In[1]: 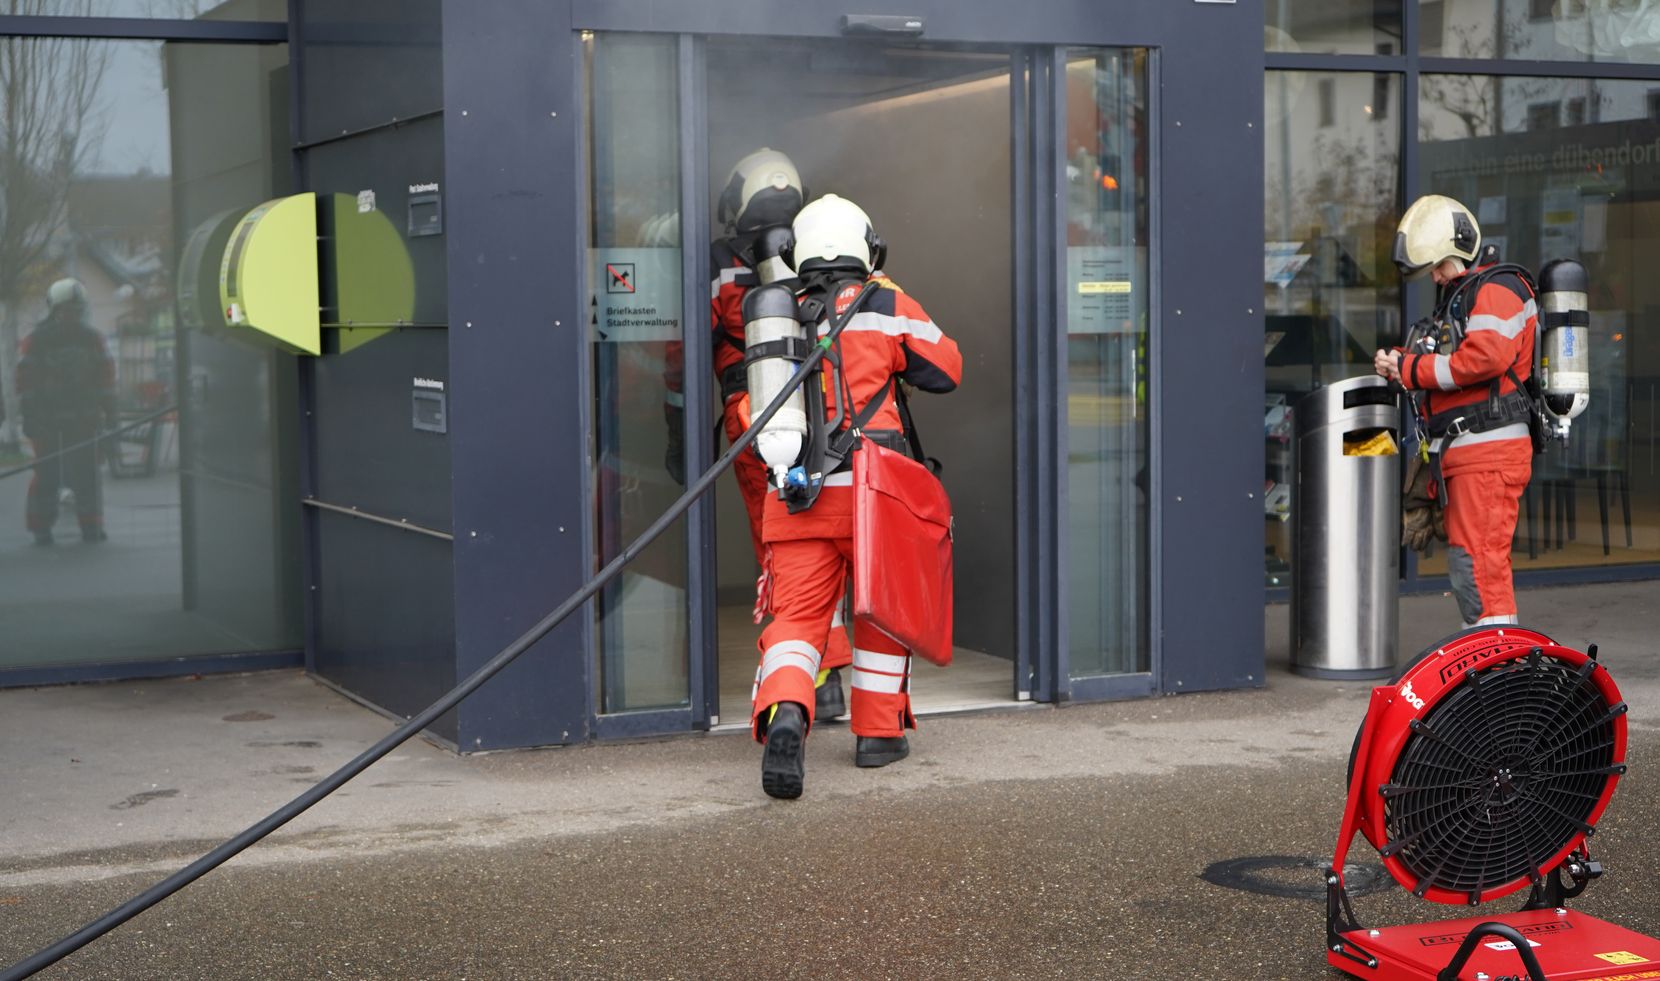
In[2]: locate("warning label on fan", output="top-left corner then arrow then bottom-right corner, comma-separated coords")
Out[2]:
1596,951 -> 1653,966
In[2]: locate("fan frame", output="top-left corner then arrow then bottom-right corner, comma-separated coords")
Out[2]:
1326,625 -> 1640,979
1356,628 -> 1628,905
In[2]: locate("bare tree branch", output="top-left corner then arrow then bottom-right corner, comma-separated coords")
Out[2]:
0,1 -> 111,446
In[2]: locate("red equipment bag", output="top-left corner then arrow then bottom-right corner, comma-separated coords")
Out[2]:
851,440 -> 954,666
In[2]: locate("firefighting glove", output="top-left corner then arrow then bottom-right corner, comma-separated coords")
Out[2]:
664,403 -> 685,486
1400,452 -> 1445,553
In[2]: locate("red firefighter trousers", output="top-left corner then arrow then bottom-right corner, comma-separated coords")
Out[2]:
726,397 -> 851,673
750,535 -> 914,741
1444,469 -> 1528,625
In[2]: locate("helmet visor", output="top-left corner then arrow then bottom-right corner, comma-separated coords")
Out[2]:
1392,231 -> 1430,280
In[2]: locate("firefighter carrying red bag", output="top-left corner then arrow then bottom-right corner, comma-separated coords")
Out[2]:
665,148 -> 858,720
739,194 -> 962,800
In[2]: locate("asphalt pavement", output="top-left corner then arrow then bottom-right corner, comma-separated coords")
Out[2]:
2,581 -> 1658,979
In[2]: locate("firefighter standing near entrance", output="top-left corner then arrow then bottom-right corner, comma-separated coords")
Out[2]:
1375,194 -> 1537,627
667,148 -> 855,719
17,278 -> 116,546
749,194 -> 961,799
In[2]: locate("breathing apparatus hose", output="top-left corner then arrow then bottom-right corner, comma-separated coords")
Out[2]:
0,280 -> 878,981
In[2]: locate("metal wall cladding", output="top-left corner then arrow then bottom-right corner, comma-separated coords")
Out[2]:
298,0 -> 442,145
310,327 -> 452,534
312,508 -> 459,743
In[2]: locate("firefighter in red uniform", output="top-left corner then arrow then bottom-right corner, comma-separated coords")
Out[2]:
750,195 -> 962,799
1376,194 -> 1536,627
666,148 -> 854,718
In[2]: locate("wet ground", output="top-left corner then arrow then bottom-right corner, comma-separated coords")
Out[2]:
3,581 -> 1658,979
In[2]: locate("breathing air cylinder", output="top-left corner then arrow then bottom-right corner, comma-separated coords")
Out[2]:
1537,258 -> 1591,440
742,283 -> 809,481
752,226 -> 796,286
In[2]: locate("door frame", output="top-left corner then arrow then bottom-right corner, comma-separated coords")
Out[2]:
569,0 -> 1267,735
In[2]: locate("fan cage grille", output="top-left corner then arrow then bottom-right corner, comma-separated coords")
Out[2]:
1383,652 -> 1617,899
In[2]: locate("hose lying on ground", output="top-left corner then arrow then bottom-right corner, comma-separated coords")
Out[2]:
0,282 -> 877,981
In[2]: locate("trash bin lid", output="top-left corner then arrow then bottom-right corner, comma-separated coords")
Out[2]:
1293,375 -> 1399,435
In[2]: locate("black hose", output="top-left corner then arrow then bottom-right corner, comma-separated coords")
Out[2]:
0,281 -> 877,981
0,405 -> 179,483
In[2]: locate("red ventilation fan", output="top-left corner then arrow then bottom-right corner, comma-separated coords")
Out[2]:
1329,625 -> 1655,980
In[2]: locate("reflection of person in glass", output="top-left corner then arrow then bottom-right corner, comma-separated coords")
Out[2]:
1375,195 -> 1535,627
16,278 -> 116,546
750,196 -> 962,799
664,148 -> 855,720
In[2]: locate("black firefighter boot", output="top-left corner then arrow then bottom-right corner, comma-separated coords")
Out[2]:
760,701 -> 808,800
814,668 -> 846,720
855,733 -> 910,768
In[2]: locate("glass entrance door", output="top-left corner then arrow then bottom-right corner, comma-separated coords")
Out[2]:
580,25 -> 1155,732
702,38 -> 1019,724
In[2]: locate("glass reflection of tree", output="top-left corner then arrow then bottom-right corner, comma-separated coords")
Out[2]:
0,11 -> 110,452
1420,19 -> 1548,140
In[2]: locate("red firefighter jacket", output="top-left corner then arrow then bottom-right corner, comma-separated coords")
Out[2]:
760,273 -> 962,542
663,238 -> 754,412
1398,265 -> 1536,479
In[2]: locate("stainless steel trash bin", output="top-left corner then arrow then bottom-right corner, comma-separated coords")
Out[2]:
1290,375 -> 1400,679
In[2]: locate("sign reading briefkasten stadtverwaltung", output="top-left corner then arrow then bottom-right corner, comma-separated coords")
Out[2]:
590,248 -> 681,343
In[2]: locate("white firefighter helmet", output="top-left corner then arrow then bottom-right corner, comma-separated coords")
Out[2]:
1392,194 -> 1481,279
717,148 -> 805,234
46,277 -> 88,312
789,194 -> 882,275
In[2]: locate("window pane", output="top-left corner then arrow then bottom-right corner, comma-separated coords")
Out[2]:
584,33 -> 689,713
1421,0 -> 1660,63
0,39 -> 299,672
1419,75 -> 1660,573
1,0 -> 282,18
1267,1 -> 1404,56
1065,49 -> 1151,679
1263,71 -> 1403,586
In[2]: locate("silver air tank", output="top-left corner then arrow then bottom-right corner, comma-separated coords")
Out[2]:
752,226 -> 795,286
742,283 -> 808,481
1537,258 -> 1591,441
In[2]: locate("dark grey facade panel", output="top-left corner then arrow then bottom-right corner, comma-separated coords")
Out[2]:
310,328 -> 453,530
297,0 -> 441,145
442,0 -> 591,750
1154,2 -> 1266,693
311,509 -> 458,743
307,118 -> 450,326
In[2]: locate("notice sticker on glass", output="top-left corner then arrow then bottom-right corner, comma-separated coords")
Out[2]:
1067,246 -> 1143,334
